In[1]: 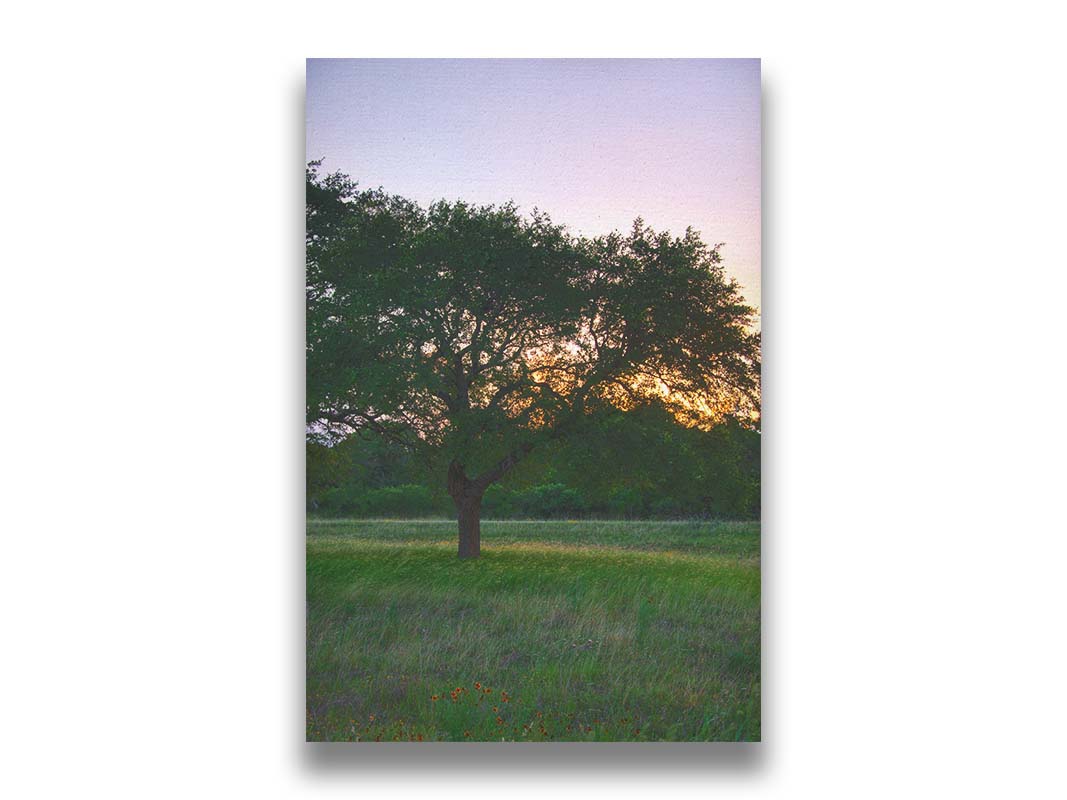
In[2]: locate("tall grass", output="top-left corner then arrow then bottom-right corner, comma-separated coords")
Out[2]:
307,519 -> 760,741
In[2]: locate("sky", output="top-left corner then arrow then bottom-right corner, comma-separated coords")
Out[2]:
306,59 -> 761,311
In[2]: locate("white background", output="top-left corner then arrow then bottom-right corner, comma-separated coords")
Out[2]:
2,2 -> 1065,797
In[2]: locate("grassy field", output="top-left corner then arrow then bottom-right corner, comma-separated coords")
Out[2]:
306,519 -> 760,742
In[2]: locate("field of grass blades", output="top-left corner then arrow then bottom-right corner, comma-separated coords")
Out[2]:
306,519 -> 760,742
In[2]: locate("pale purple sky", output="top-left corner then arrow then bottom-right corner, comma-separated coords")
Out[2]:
306,59 -> 761,310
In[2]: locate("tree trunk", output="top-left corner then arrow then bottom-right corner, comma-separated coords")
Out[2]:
455,493 -> 483,559
447,447 -> 531,559
448,459 -> 484,559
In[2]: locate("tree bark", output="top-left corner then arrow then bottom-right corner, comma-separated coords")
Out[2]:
448,459 -> 484,559
455,493 -> 483,559
447,446 -> 531,559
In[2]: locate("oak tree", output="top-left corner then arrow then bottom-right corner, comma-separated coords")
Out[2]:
306,164 -> 760,558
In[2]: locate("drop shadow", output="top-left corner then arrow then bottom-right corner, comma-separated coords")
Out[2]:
301,741 -> 763,776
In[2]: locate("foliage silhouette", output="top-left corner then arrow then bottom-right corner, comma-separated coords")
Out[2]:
307,163 -> 760,557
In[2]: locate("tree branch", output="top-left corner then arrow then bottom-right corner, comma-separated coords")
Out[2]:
470,443 -> 534,494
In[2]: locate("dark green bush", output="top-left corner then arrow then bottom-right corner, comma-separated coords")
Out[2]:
482,484 -> 517,517
363,484 -> 437,517
649,496 -> 687,519
511,483 -> 587,518
606,486 -> 646,518
307,402 -> 760,520
316,486 -> 368,516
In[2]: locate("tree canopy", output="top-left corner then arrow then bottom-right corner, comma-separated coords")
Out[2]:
306,163 -> 760,556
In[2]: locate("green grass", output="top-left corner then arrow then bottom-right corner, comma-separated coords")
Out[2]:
306,519 -> 760,742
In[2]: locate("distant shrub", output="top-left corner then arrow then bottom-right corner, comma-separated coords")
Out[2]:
606,487 -> 646,518
363,484 -> 436,517
649,497 -> 688,519
317,486 -> 368,516
312,484 -> 448,517
482,484 -> 517,517
512,483 -> 587,518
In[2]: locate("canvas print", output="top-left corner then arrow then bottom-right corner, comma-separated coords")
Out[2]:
306,58 -> 761,742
